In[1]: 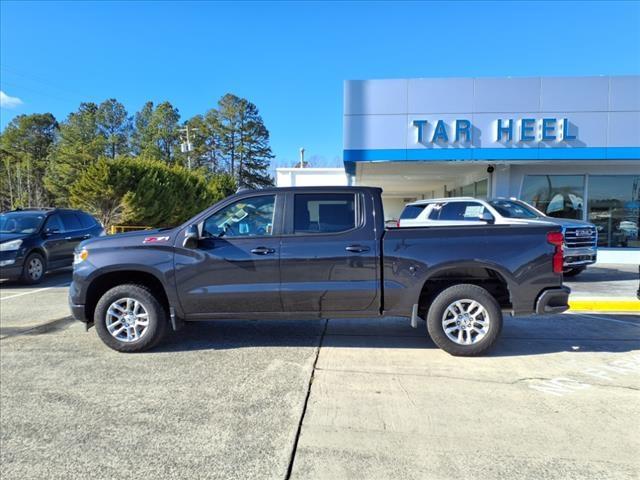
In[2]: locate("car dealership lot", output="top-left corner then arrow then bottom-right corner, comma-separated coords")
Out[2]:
1,280 -> 639,480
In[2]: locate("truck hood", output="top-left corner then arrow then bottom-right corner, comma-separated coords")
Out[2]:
537,217 -> 595,228
0,232 -> 31,243
79,227 -> 179,250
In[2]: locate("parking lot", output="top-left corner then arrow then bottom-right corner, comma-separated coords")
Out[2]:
1,272 -> 639,480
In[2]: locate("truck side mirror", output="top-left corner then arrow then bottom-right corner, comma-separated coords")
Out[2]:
480,211 -> 495,224
183,225 -> 199,248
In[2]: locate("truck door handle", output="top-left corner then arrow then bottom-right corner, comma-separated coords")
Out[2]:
345,245 -> 370,253
250,247 -> 275,255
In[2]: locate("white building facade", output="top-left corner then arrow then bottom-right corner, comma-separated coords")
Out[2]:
343,75 -> 640,258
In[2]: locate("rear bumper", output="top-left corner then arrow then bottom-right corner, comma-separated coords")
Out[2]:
535,286 -> 571,315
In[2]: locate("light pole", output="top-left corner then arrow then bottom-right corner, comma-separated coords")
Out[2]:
179,125 -> 198,169
299,147 -> 305,168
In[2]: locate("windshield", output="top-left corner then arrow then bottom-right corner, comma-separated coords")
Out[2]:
489,200 -> 539,219
0,212 -> 45,234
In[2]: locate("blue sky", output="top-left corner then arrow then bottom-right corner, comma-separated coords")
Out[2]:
1,1 -> 639,168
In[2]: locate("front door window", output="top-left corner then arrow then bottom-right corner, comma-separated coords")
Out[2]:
203,195 -> 276,238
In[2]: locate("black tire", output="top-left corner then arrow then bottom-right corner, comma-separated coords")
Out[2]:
563,267 -> 586,277
20,252 -> 46,284
426,284 -> 502,357
94,284 -> 168,352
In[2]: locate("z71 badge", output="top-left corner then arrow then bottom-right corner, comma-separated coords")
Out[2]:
143,236 -> 170,244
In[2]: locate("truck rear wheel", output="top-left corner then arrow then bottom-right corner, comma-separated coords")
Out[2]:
426,284 -> 502,356
94,284 -> 168,352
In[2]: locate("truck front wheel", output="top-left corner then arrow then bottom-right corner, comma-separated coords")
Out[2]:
94,284 -> 168,352
426,284 -> 502,356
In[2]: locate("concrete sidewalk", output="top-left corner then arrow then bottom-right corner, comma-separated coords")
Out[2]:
565,264 -> 640,313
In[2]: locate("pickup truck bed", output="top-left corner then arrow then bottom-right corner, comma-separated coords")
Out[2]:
69,186 -> 569,356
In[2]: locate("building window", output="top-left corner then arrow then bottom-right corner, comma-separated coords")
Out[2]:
521,175 -> 585,220
446,179 -> 488,199
475,179 -> 488,199
588,175 -> 640,248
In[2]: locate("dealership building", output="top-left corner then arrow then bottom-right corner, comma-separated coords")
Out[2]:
279,75 -> 640,260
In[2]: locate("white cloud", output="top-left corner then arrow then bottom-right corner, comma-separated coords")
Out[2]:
0,90 -> 23,108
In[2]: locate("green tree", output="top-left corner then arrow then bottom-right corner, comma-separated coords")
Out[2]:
69,157 -> 235,229
185,112 -> 223,172
45,102 -> 106,205
97,98 -> 131,159
132,101 -> 182,163
216,94 -> 274,188
0,113 -> 58,209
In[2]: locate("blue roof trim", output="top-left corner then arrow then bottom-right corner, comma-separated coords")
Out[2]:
343,146 -> 640,164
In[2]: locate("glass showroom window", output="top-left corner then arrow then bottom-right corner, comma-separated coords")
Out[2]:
588,175 -> 640,248
521,175 -> 585,220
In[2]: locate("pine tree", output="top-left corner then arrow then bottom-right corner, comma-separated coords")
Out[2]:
131,101 -> 182,163
216,94 -> 274,188
0,113 -> 58,208
97,99 -> 131,159
45,103 -> 106,206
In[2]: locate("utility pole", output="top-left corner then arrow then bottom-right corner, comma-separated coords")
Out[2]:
179,125 -> 197,169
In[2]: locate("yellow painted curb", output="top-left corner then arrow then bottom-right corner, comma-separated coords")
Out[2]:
568,297 -> 640,312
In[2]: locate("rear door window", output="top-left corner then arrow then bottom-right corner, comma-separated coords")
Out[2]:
45,214 -> 65,232
61,212 -> 82,231
294,193 -> 356,233
400,205 -> 426,220
437,202 -> 486,221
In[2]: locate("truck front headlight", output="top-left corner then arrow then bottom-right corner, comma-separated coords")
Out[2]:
73,248 -> 89,264
0,239 -> 22,252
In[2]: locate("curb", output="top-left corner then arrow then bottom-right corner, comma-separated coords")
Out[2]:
568,297 -> 640,313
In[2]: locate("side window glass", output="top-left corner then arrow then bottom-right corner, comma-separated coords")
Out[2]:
438,202 -> 486,221
79,212 -> 96,229
294,193 -> 356,233
203,195 -> 275,238
45,214 -> 65,232
61,212 -> 82,231
400,205 -> 426,220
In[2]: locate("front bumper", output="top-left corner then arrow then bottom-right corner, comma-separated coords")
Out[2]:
563,247 -> 597,268
535,286 -> 571,315
68,279 -> 89,322
0,251 -> 24,279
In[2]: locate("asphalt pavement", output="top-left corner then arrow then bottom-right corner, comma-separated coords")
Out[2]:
0,269 -> 72,338
1,268 -> 639,480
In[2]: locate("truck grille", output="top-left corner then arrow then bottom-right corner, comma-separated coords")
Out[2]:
564,227 -> 597,248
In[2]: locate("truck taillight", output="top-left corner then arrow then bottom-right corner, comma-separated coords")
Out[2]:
396,220 -> 400,228
547,231 -> 564,274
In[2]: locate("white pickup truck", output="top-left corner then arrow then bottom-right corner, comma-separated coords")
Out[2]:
398,197 -> 597,277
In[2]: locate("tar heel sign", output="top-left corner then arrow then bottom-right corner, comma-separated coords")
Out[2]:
412,118 -> 577,145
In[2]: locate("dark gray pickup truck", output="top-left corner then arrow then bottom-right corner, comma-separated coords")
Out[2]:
69,186 -> 570,356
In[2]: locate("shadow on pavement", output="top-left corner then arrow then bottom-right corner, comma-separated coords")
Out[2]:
0,269 -> 72,289
152,314 -> 640,357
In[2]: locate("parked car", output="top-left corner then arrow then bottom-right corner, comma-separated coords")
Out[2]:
69,187 -> 569,356
0,208 -> 104,284
398,197 -> 597,277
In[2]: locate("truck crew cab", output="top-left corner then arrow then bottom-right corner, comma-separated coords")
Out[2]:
69,187 -> 570,356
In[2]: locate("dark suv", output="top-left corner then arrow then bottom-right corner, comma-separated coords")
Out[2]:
0,208 -> 104,284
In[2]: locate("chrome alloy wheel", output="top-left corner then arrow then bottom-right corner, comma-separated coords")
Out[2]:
105,298 -> 150,343
27,257 -> 44,280
441,299 -> 490,345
